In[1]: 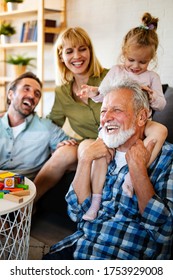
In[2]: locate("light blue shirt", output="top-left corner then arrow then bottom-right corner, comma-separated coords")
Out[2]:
0,112 -> 69,180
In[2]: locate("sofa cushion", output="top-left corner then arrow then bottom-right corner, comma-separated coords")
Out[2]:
162,84 -> 168,93
153,86 -> 173,143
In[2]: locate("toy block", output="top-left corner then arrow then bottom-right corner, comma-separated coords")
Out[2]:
16,184 -> 29,190
4,194 -> 23,203
0,192 -> 4,199
0,182 -> 4,190
0,172 -> 15,179
4,177 -> 15,188
0,190 -> 10,194
14,174 -> 25,184
13,190 -> 30,197
3,188 -> 24,192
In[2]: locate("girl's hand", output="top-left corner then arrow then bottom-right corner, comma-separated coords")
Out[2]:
76,84 -> 99,98
141,86 -> 154,102
57,139 -> 78,149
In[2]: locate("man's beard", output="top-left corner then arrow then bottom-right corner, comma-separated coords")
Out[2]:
13,103 -> 34,117
100,125 -> 135,148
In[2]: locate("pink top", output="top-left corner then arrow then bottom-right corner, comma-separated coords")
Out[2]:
93,65 -> 166,111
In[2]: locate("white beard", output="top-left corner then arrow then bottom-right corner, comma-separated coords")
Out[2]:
100,125 -> 135,148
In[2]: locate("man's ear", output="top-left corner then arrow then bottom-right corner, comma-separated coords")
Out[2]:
137,109 -> 149,126
7,90 -> 13,102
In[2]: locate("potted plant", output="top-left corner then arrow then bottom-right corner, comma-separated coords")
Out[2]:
0,21 -> 16,43
5,54 -> 36,76
4,0 -> 24,11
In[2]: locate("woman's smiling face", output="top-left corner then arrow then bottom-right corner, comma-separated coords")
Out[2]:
61,42 -> 91,75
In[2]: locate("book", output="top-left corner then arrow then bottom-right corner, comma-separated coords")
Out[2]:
28,20 -> 37,42
20,20 -> 37,42
20,19 -> 57,43
32,21 -> 37,42
22,21 -> 30,42
20,22 -> 25,42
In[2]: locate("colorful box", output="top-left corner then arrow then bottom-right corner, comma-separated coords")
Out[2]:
4,177 -> 15,188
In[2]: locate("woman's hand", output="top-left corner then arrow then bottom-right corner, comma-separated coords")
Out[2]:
57,139 -> 78,149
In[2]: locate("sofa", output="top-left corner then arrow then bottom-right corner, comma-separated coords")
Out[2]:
153,84 -> 173,258
152,84 -> 173,144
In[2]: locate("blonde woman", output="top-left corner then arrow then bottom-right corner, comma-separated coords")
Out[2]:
34,27 -> 109,202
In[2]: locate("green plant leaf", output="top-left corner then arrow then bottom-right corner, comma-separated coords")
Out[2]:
4,0 -> 23,3
4,54 -> 36,66
0,21 -> 16,36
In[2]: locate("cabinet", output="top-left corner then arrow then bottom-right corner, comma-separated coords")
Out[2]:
0,0 -> 66,116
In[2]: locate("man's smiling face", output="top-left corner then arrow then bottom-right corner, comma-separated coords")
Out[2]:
8,78 -> 41,117
100,89 -> 137,150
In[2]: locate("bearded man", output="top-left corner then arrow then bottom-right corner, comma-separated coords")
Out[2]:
0,72 -> 69,180
43,79 -> 173,260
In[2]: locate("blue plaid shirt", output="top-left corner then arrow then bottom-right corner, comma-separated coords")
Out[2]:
51,142 -> 173,259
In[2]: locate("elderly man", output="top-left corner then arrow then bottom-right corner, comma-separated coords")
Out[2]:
0,72 -> 71,181
43,78 -> 173,260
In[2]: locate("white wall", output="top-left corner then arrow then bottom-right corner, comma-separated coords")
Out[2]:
3,0 -> 173,115
66,0 -> 173,87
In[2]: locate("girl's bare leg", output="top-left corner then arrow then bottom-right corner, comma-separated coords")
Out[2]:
78,139 -> 107,221
82,157 -> 107,220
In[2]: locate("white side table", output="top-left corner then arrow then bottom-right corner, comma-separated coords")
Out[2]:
0,177 -> 36,260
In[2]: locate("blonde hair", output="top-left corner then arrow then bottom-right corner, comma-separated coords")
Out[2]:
122,12 -> 159,62
54,27 -> 104,84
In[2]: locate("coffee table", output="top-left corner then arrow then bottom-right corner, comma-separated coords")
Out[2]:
0,177 -> 36,260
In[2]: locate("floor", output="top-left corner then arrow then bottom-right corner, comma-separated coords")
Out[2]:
28,172 -> 76,260
28,208 -> 76,259
28,237 -> 49,260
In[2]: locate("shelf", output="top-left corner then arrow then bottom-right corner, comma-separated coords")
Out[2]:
43,80 -> 55,92
44,26 -> 63,34
0,42 -> 37,49
0,0 -> 66,116
0,8 -> 63,19
0,8 -> 38,18
0,76 -> 12,84
43,87 -> 55,92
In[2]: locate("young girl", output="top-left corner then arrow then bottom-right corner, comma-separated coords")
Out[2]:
77,12 -> 168,221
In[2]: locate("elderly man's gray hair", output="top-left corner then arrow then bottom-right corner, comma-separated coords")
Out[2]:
100,78 -> 150,114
